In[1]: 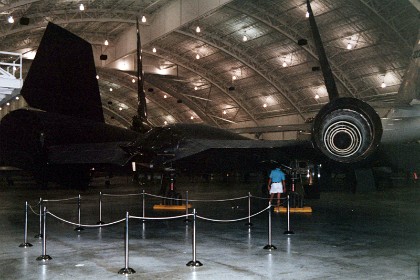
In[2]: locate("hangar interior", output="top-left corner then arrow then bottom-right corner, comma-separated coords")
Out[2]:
0,0 -> 418,140
0,1 -> 419,279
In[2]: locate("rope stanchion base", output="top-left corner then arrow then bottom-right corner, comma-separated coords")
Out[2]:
186,260 -> 203,267
118,267 -> 136,275
74,226 -> 85,232
153,204 -> 192,211
19,242 -> 33,248
284,230 -> 295,235
274,206 -> 312,213
36,255 -> 52,261
34,233 -> 43,239
263,244 -> 277,250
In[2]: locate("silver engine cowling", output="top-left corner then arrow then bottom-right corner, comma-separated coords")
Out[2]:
312,97 -> 383,163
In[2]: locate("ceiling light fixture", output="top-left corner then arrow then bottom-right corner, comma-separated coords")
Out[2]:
196,26 -> 201,33
164,121 -> 168,125
223,110 -> 227,115
381,75 -> 387,88
263,103 -> 267,108
104,39 -> 109,46
346,42 -> 352,50
6,102 -> 10,106
96,75 -> 99,79
282,61 -> 287,67
195,53 -> 200,59
194,86 -> 198,90
15,96 -> 20,100
109,88 -> 113,92
242,34 -> 248,42
79,4 -> 85,11
190,116 -> 194,120
306,11 -> 310,18
8,16 -> 14,23
315,94 -> 320,99
132,78 -> 136,83
141,16 -> 146,23
152,47 -> 156,53
232,75 -> 237,80
163,94 -> 167,98
119,107 -> 123,111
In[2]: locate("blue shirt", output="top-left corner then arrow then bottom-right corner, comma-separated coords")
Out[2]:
269,168 -> 285,182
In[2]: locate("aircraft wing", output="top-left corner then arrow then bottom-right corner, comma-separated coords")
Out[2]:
166,139 -> 313,163
48,141 -> 131,166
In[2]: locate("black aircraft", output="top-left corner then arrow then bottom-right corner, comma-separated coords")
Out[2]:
0,0 -> 419,190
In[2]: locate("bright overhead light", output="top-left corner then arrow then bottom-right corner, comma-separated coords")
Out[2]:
164,121 -> 168,125
315,94 -> 320,99
223,110 -> 227,115
132,78 -> 136,83
6,102 -> 10,106
196,26 -> 201,33
194,86 -> 198,90
190,116 -> 194,120
119,107 -> 123,111
109,88 -> 113,92
8,16 -> 14,23
232,75 -> 237,80
263,103 -> 267,108
104,39 -> 109,46
15,96 -> 20,100
79,4 -> 85,11
96,75 -> 99,79
195,53 -> 200,59
152,47 -> 156,53
141,16 -> 146,23
381,82 -> 386,88
305,11 -> 310,18
346,42 -> 352,50
163,94 -> 167,99
242,35 -> 248,42
282,61 -> 287,67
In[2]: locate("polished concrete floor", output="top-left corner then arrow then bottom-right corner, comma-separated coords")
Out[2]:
0,174 -> 419,279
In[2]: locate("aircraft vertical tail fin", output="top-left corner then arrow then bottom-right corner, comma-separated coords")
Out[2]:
20,22 -> 104,122
397,29 -> 420,105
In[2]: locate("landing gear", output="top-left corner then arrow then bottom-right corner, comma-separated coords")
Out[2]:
160,171 -> 182,205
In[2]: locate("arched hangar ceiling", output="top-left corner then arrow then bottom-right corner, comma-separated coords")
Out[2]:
0,0 -> 418,133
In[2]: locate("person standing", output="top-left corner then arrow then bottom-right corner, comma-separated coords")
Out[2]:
268,165 -> 286,207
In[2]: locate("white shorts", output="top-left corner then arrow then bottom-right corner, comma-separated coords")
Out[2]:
270,182 -> 283,194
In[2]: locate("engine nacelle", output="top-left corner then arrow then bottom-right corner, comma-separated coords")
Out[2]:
312,97 -> 383,163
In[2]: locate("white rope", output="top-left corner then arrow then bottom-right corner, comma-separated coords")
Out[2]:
252,195 -> 286,201
196,205 -> 271,223
130,214 -> 192,221
47,211 -> 125,228
102,193 -> 141,197
28,203 -> 40,216
43,196 -> 79,202
145,192 -> 248,202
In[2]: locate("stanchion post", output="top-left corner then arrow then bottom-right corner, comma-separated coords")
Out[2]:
284,195 -> 295,235
263,203 -> 277,250
245,192 -> 253,227
36,207 -> 52,261
184,190 -> 191,223
142,189 -> 146,223
97,192 -> 104,224
186,209 -> 203,266
35,198 -> 43,238
75,194 -> 84,232
118,212 -> 135,275
19,201 -> 33,248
